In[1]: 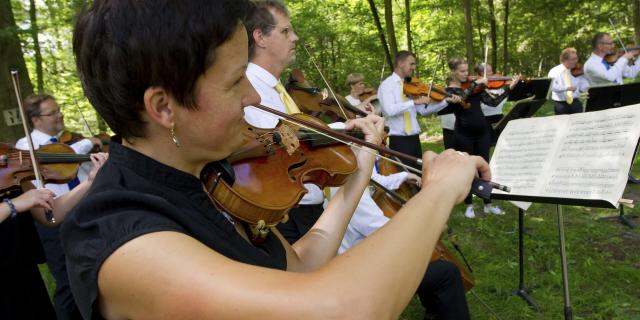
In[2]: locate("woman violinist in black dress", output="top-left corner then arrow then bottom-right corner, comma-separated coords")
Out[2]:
444,58 -> 520,218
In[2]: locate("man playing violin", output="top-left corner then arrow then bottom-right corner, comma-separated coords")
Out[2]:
14,93 -> 105,320
583,32 -> 640,86
548,48 -> 589,115
244,0 -> 341,244
345,72 -> 378,114
378,51 -> 462,164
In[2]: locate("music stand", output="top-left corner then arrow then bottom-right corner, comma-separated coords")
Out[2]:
585,83 -> 640,228
493,97 -> 546,137
508,78 -> 552,101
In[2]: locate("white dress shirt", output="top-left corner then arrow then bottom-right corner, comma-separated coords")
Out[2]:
480,88 -> 507,116
336,170 -> 408,254
439,114 -> 456,131
345,95 -> 361,106
245,62 -> 324,205
15,129 -> 94,197
548,64 -> 586,102
584,52 -> 640,86
378,72 -> 448,136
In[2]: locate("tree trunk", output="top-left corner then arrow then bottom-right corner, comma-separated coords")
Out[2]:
0,0 -> 35,143
29,0 -> 43,93
384,0 -> 398,59
634,0 -> 640,45
462,0 -> 475,67
487,0 -> 498,70
502,0 -> 509,73
405,0 -> 412,52
367,0 -> 393,69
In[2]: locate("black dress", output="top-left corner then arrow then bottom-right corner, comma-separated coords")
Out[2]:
60,142 -> 287,319
0,204 -> 56,320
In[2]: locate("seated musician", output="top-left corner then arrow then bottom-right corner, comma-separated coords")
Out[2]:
379,51 -> 462,163
548,48 -> 588,115
444,58 -> 520,218
334,167 -> 470,319
60,1 -> 490,319
14,93 -> 106,319
583,32 -> 640,86
344,72 -> 378,114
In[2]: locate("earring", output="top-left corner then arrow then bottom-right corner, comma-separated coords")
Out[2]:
170,124 -> 180,148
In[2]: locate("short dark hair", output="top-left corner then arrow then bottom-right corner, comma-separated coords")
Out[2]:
591,32 -> 610,49
73,0 -> 252,138
394,51 -> 416,66
245,0 -> 290,59
24,94 -> 54,127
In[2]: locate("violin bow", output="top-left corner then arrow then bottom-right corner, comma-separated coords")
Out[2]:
608,18 -> 634,65
379,56 -> 387,83
301,44 -> 350,120
10,70 -> 55,223
482,35 -> 489,79
74,100 -> 95,137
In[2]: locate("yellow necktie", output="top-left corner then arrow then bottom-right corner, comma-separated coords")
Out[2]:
564,69 -> 573,104
401,79 -> 412,135
275,82 -> 301,114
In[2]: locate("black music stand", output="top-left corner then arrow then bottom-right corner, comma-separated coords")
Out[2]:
508,78 -> 552,101
585,83 -> 640,228
491,194 -> 618,320
493,97 -> 547,137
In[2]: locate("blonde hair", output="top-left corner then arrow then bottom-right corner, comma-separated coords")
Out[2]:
346,73 -> 365,86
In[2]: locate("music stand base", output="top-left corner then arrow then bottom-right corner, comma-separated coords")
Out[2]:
512,287 -> 541,312
628,174 -> 640,184
599,206 -> 637,229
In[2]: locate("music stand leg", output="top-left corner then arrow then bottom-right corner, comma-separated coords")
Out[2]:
512,208 -> 541,312
556,205 -> 573,320
629,173 -> 640,184
599,205 -> 637,229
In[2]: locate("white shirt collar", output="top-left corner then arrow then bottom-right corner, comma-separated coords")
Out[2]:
390,72 -> 403,82
247,62 -> 279,88
32,129 -> 57,142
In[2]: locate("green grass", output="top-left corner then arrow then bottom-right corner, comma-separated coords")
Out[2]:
40,102 -> 640,319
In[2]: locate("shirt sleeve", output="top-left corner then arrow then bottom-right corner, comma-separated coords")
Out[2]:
71,138 -> 94,155
371,170 -> 408,191
379,79 -> 415,117
549,69 -> 568,93
586,57 -> 628,83
417,99 -> 448,116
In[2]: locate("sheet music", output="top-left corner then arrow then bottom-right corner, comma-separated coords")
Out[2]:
491,104 -> 640,209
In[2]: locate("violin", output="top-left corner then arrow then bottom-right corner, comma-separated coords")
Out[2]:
1,143 -> 91,196
604,45 -> 640,65
202,114 -> 359,242
571,63 -> 584,77
59,130 -> 111,153
403,77 -> 453,102
358,87 -> 378,102
371,158 -> 475,291
461,75 -> 514,91
286,69 -> 368,123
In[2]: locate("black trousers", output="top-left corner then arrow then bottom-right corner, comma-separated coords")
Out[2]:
277,204 -> 324,244
35,224 -> 82,320
441,129 -> 455,150
418,260 -> 470,320
484,114 -> 503,146
553,100 -> 583,115
454,130 -> 492,205
389,134 -> 422,169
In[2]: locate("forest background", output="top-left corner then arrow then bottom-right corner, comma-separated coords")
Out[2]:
1,0 -> 640,319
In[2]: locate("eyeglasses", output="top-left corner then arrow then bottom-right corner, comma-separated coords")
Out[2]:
38,109 -> 62,117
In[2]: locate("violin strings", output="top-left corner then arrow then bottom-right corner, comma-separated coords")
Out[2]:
249,107 -> 422,175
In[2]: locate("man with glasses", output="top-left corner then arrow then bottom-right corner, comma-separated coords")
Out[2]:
548,48 -> 588,114
15,94 -> 101,320
584,32 -> 640,86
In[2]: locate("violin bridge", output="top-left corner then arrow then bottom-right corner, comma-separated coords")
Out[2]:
276,123 -> 300,155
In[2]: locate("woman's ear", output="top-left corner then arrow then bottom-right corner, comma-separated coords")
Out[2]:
143,87 -> 176,129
